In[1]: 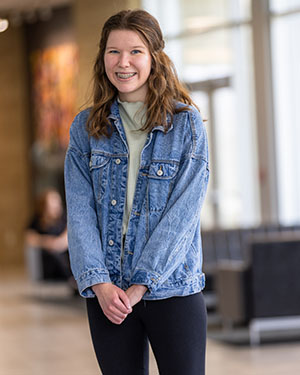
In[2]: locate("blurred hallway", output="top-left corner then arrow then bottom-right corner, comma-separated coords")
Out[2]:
1,1 -> 300,374
1,270 -> 300,375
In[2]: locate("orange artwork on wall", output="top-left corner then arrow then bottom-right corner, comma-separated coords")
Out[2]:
30,43 -> 78,152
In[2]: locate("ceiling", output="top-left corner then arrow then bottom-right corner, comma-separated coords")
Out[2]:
0,0 -> 73,26
0,0 -> 72,14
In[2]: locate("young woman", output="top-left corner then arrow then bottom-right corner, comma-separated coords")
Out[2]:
64,9 -> 209,375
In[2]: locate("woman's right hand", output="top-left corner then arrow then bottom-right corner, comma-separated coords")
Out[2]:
92,283 -> 132,325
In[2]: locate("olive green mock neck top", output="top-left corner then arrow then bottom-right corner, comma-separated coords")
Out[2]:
117,98 -> 148,237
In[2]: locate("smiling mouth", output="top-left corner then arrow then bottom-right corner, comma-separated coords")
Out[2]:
116,73 -> 136,79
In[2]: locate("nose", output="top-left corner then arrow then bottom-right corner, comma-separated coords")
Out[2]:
118,52 -> 130,68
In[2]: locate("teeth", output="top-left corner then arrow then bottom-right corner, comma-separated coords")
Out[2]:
117,73 -> 136,79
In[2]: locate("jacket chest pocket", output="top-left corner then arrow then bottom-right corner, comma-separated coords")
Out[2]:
145,161 -> 179,212
89,154 -> 110,203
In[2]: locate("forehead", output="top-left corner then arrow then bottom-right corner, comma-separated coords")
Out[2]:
106,29 -> 147,48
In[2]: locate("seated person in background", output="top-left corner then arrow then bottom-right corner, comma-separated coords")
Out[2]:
25,188 -> 77,293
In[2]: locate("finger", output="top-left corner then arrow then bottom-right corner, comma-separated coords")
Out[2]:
118,290 -> 132,311
110,316 -> 126,325
113,297 -> 131,314
105,311 -> 127,325
107,304 -> 128,319
109,290 -> 131,313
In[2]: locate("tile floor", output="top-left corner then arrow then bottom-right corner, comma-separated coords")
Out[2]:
0,269 -> 299,375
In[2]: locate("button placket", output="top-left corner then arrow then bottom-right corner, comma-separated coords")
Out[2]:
108,158 -> 121,252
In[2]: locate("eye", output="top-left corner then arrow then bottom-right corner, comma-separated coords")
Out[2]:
131,49 -> 141,55
107,50 -> 119,54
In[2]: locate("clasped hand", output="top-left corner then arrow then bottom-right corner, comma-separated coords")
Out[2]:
92,283 -> 147,325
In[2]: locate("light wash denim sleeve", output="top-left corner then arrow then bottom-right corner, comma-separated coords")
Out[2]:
130,109 -> 209,293
64,112 -> 111,297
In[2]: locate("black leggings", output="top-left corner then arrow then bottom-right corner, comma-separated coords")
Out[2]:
86,292 -> 207,375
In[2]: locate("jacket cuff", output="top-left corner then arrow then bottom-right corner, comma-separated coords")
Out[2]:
77,269 -> 111,298
130,269 -> 161,293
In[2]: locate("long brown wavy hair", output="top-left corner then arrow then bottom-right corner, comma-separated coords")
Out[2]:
86,9 -> 197,138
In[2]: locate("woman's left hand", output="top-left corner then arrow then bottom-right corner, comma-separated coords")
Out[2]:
125,285 -> 148,308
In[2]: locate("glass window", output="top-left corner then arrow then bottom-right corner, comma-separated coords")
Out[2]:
271,13 -> 300,224
270,0 -> 300,13
180,0 -> 251,31
142,0 -> 182,35
212,87 -> 259,228
143,0 -> 251,35
176,26 -> 252,83
179,30 -> 234,82
187,26 -> 259,229
142,0 -> 260,229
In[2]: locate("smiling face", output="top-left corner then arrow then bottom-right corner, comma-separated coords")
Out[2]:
104,29 -> 152,102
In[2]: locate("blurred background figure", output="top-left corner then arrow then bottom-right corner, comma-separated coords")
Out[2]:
25,188 -> 77,294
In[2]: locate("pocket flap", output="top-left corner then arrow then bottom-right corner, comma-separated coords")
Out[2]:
89,154 -> 110,171
147,161 -> 179,180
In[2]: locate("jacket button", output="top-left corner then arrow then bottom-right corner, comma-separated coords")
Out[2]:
109,240 -> 114,246
111,199 -> 117,206
157,169 -> 163,176
115,158 -> 121,164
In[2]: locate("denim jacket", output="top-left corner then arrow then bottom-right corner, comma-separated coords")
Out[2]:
64,100 -> 209,299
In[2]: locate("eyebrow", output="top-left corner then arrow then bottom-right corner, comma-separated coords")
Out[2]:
106,45 -> 146,49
